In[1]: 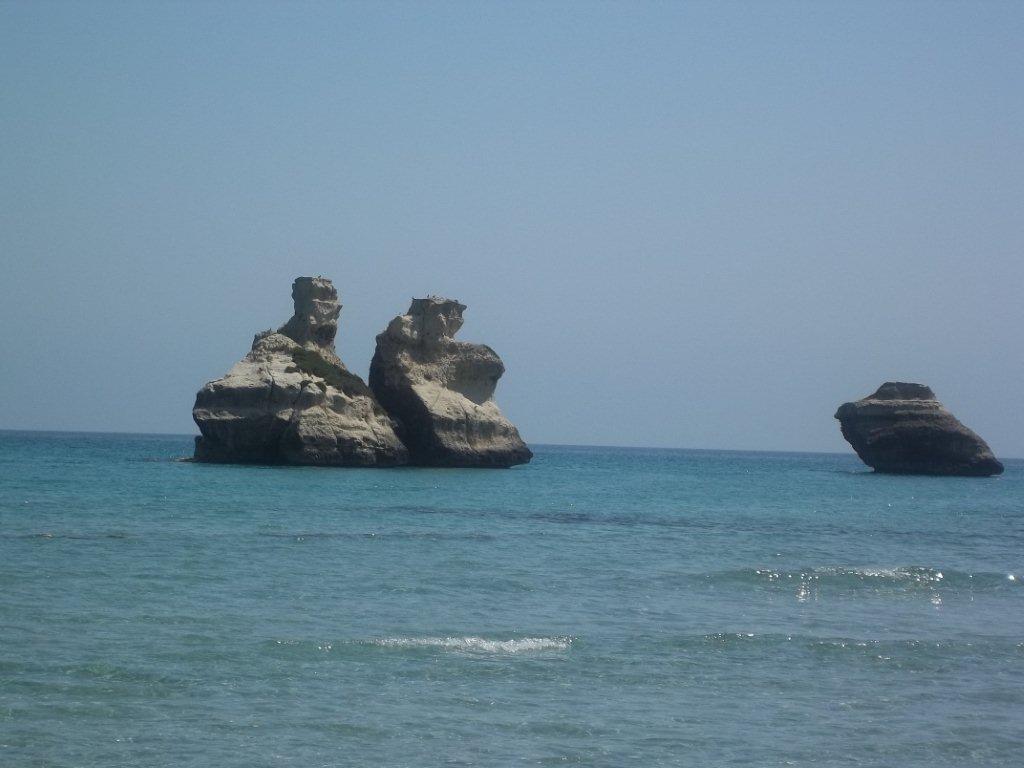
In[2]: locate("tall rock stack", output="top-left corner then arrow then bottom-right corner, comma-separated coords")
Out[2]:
192,277 -> 408,466
835,382 -> 1003,476
369,296 -> 533,468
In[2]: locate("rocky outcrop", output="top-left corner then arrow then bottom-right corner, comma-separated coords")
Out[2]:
835,382 -> 1003,476
193,277 -> 408,466
369,297 -> 532,467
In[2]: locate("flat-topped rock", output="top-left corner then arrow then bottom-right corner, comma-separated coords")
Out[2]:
193,277 -> 408,466
835,382 -> 1003,476
369,296 -> 532,467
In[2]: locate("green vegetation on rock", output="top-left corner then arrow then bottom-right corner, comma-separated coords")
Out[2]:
291,348 -> 374,399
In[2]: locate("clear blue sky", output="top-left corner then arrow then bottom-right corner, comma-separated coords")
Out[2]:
2,1 -> 1022,455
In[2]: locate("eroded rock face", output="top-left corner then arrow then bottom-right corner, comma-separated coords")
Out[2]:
369,297 -> 532,467
835,382 -> 1003,476
193,277 -> 408,466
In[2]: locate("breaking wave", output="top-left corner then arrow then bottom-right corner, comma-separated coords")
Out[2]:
265,636 -> 575,657
369,636 -> 575,653
707,566 -> 1019,590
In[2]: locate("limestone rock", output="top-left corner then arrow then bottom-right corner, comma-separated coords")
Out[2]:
193,277 -> 408,466
369,297 -> 532,467
835,382 -> 1003,476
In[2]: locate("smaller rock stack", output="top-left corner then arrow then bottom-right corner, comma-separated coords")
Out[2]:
369,296 -> 533,468
835,382 -> 1003,476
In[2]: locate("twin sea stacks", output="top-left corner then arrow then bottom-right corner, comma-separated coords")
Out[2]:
193,277 -> 531,468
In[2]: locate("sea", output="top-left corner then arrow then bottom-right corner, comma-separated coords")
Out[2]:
1,431 -> 1022,767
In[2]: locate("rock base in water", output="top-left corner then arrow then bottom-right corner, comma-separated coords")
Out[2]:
834,382 -> 1003,477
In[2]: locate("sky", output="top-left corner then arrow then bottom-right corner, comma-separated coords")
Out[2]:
1,1 -> 1022,455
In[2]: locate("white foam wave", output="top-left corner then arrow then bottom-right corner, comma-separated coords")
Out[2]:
815,566 -> 944,583
754,566 -> 946,584
370,636 -> 574,653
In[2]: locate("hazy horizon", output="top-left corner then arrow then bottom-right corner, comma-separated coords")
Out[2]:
2,1 -> 1022,457
4,427 -> 1024,463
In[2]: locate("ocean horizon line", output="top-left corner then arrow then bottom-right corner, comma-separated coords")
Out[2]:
2,428 -> 1019,462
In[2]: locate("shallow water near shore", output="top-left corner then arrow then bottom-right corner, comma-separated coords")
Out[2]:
1,431 -> 1022,767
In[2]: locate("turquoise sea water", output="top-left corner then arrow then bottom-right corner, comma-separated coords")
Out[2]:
1,431 -> 1022,767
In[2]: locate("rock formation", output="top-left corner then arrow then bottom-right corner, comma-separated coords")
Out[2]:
193,277 -> 408,466
369,297 -> 532,467
835,382 -> 1003,476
